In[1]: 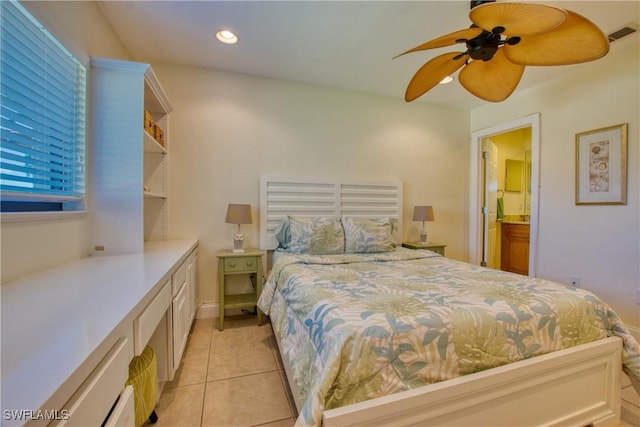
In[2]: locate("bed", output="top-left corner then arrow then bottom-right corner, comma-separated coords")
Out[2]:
258,176 -> 640,427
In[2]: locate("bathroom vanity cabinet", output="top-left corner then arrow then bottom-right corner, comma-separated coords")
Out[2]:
501,222 -> 530,275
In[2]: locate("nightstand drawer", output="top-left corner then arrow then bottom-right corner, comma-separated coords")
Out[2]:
224,256 -> 258,272
402,242 -> 446,256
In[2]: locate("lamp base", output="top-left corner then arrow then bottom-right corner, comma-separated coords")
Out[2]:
419,230 -> 427,243
233,233 -> 245,253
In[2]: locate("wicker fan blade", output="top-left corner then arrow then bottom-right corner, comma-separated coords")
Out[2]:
394,27 -> 483,59
503,11 -> 609,66
405,52 -> 467,102
470,2 -> 566,36
458,48 -> 524,102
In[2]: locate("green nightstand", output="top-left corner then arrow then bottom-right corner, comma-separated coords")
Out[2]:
402,241 -> 446,256
216,249 -> 264,331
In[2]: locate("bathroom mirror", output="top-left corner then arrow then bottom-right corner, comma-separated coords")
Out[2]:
505,159 -> 523,192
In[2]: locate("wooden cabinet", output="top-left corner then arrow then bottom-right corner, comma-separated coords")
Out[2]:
90,57 -> 172,254
217,249 -> 264,331
501,223 -> 530,275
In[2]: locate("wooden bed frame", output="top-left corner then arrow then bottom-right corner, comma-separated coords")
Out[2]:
260,175 -> 622,426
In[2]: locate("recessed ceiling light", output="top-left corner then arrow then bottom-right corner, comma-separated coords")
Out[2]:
439,76 -> 453,85
216,30 -> 238,44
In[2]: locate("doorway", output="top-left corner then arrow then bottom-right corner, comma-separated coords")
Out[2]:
468,113 -> 540,276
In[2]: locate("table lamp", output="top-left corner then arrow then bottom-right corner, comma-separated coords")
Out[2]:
225,203 -> 252,253
413,205 -> 434,243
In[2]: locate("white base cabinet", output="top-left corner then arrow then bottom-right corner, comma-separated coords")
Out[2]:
103,386 -> 135,427
52,337 -> 133,427
141,246 -> 198,385
172,281 -> 189,365
169,249 -> 198,376
2,240 -> 198,427
187,251 -> 198,324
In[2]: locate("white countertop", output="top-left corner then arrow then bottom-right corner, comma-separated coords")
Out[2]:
1,239 -> 198,423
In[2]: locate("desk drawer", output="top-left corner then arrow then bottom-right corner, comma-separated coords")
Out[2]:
224,256 -> 258,273
103,385 -> 135,427
134,280 -> 171,355
54,338 -> 132,426
172,260 -> 187,296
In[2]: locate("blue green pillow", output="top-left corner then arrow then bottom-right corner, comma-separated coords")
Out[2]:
287,216 -> 344,255
342,216 -> 396,253
274,219 -> 290,249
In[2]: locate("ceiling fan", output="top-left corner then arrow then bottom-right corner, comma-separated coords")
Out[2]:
396,0 -> 610,103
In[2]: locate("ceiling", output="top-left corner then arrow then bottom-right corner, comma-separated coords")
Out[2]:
97,1 -> 639,110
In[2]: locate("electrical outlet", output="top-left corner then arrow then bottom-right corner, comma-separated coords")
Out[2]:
570,276 -> 580,287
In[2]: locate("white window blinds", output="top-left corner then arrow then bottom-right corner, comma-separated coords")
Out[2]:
0,0 -> 86,204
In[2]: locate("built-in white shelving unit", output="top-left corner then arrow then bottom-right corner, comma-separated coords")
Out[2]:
91,57 -> 172,254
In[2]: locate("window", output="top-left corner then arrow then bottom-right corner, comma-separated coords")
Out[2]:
0,0 -> 86,212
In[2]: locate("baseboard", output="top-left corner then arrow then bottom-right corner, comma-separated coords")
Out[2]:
196,303 -> 217,319
196,303 -> 251,320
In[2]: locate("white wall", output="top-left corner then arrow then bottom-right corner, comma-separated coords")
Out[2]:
1,1 -> 130,284
152,63 -> 470,303
3,2 -> 637,331
471,44 -> 640,327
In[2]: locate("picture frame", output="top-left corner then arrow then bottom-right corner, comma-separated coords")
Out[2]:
575,123 -> 628,205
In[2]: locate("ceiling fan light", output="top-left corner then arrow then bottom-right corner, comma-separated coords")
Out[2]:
439,76 -> 454,84
216,30 -> 238,44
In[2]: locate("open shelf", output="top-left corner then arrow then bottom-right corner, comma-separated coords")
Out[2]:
91,57 -> 172,254
144,191 -> 166,199
224,293 -> 258,309
144,130 -> 166,153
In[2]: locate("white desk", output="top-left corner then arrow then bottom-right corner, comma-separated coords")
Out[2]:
1,239 -> 198,426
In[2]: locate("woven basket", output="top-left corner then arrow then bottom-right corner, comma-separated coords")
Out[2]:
126,345 -> 158,427
143,110 -> 154,134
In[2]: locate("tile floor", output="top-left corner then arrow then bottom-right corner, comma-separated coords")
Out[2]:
150,315 -> 296,427
150,315 -> 640,427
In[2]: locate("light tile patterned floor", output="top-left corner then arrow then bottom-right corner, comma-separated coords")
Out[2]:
150,315 -> 296,427
150,315 -> 640,427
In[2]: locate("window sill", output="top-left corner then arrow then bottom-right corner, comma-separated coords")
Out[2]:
1,211 -> 88,224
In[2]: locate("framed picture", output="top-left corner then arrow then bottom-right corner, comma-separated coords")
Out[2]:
575,123 -> 628,205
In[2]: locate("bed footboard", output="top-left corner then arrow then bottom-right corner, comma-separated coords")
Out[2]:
323,337 -> 622,427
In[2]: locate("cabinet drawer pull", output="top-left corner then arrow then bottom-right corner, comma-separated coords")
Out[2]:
229,261 -> 236,267
246,261 -> 253,266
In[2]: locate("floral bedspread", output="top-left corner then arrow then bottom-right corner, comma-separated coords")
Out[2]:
258,249 -> 640,426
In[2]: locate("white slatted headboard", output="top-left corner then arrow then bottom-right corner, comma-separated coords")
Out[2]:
260,176 -> 403,250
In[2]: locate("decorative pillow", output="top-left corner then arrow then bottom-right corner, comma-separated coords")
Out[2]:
274,219 -> 290,249
342,216 -> 396,253
287,216 -> 345,255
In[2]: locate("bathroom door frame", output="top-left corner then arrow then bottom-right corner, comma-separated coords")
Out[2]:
468,113 -> 540,276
